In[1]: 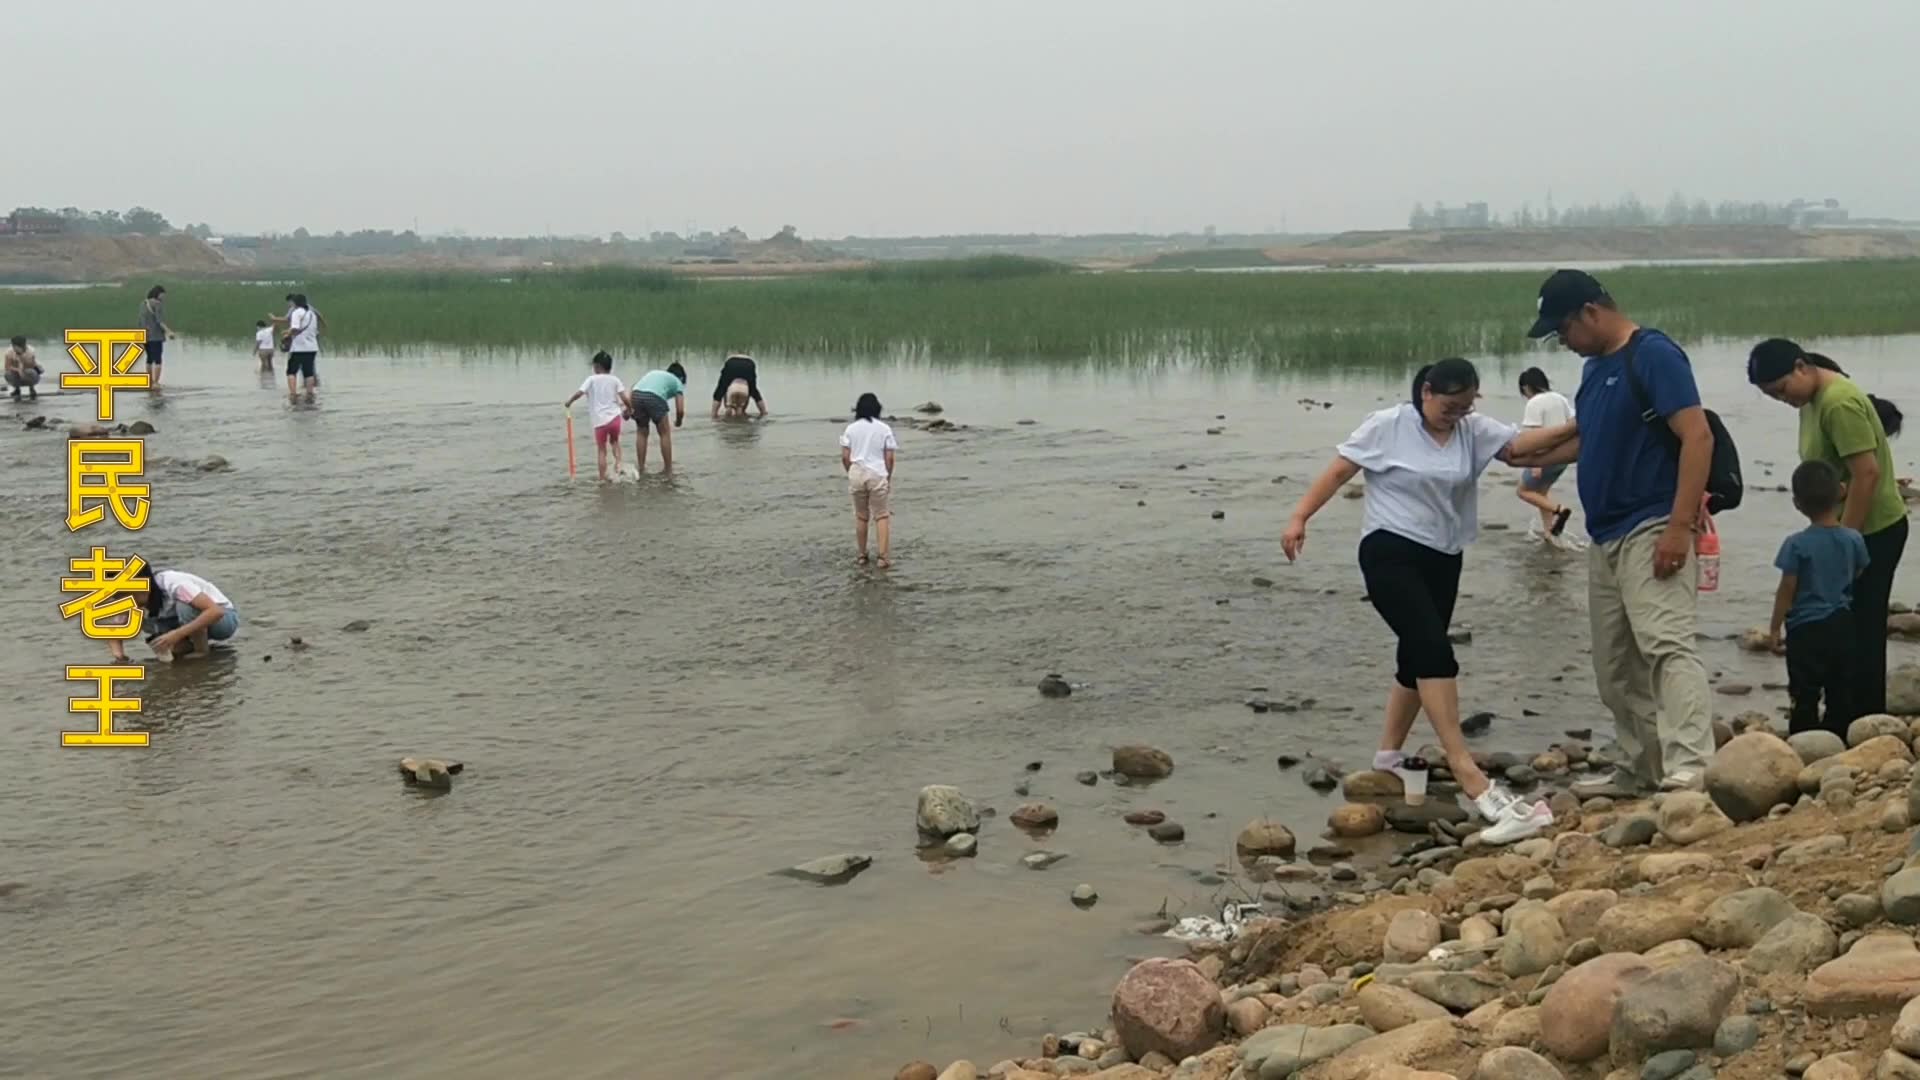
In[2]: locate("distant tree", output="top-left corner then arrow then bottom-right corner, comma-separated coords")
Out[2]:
293,226 -> 310,240
771,224 -> 799,242
610,231 -> 627,244
1409,203 -> 1432,230
1663,192 -> 1691,226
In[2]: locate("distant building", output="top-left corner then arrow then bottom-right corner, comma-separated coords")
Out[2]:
1429,202 -> 1491,230
1788,198 -> 1850,226
0,210 -> 64,235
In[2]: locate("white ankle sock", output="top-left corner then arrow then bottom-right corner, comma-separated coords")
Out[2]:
1373,750 -> 1404,771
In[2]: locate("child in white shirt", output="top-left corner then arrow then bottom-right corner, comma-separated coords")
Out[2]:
839,392 -> 898,567
563,350 -> 629,481
253,320 -> 275,371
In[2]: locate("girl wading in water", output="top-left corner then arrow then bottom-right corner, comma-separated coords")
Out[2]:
1515,366 -> 1579,546
1748,338 -> 1908,716
1283,359 -> 1580,845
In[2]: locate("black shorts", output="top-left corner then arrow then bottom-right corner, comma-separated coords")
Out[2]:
287,351 -> 318,379
145,339 -> 164,365
631,391 -> 669,425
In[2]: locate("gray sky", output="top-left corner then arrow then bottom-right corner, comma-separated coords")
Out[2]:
14,0 -> 1918,238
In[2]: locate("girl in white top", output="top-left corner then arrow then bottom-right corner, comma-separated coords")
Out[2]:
1516,366 -> 1578,544
1282,359 -> 1579,846
840,392 -> 898,567
108,565 -> 241,661
253,320 -> 276,371
563,351 -> 630,481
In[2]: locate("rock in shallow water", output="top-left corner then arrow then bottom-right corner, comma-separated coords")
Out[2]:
1147,822 -> 1185,844
1038,674 -> 1072,698
944,834 -> 977,857
1112,744 -> 1173,779
917,785 -> 980,837
778,853 -> 874,884
1070,883 -> 1097,907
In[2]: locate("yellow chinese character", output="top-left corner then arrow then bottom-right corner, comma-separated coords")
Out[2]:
59,548 -> 148,639
62,664 -> 148,747
61,329 -> 150,421
67,439 -> 150,531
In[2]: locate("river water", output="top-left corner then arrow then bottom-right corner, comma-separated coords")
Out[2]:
3,334 -> 1916,1078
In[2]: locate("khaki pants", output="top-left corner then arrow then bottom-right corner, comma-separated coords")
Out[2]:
1588,516 -> 1714,783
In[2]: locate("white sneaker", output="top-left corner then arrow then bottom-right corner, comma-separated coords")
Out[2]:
1658,770 -> 1703,793
1475,787 -> 1554,846
1525,520 -> 1545,542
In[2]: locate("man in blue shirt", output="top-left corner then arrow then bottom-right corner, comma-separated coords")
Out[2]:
1520,270 -> 1717,795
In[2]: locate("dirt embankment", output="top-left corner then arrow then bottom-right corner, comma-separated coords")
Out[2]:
1255,226 -> 1920,267
0,234 -> 228,283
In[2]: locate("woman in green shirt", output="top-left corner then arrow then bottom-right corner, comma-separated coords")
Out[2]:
1749,338 -> 1908,715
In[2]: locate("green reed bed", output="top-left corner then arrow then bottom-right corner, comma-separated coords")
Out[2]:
5,257 -> 1918,370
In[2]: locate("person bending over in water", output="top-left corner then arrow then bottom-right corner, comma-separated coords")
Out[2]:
564,350 -> 630,481
711,353 -> 768,419
629,362 -> 687,473
1516,367 -> 1577,544
841,392 -> 898,567
106,563 -> 242,662
5,336 -> 41,401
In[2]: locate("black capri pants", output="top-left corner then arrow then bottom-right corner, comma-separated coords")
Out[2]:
1358,529 -> 1463,689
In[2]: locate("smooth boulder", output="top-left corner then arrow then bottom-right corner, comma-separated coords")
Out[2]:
1383,909 -> 1444,963
1799,735 -> 1913,794
916,785 -> 980,837
1110,958 -> 1224,1062
1805,932 -> 1920,1016
1472,1047 -> 1567,1080
1789,730 -> 1848,765
1608,955 -> 1739,1065
1850,714 -> 1910,747
1236,818 -> 1297,859
778,853 -> 873,884
1597,899 -> 1696,955
1112,745 -> 1174,780
1539,953 -> 1651,1062
1343,770 -> 1405,798
1656,791 -> 1732,845
1706,732 -> 1803,821
1329,802 -> 1387,838
1743,912 -> 1839,976
1239,1023 -> 1372,1078
1499,901 -> 1568,977
1357,983 -> 1452,1032
1695,887 -> 1796,949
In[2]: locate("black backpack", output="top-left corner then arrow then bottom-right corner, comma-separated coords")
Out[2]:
1621,329 -> 1744,515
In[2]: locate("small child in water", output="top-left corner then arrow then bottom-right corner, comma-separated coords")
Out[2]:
1770,460 -> 1872,737
564,350 -> 629,481
839,392 -> 898,567
253,320 -> 275,371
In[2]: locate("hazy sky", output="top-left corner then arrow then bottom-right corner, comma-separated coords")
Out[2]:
14,0 -> 1918,238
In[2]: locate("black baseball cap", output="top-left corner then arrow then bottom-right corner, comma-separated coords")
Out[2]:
1527,269 -> 1610,339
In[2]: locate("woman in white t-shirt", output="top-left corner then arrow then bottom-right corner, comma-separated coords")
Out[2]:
1516,367 -> 1578,543
563,350 -> 630,481
1281,359 -> 1578,846
107,563 -> 241,662
839,392 -> 898,568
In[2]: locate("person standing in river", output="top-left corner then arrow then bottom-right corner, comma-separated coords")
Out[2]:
139,285 -> 174,388
840,392 -> 897,568
1282,358 -> 1578,846
1522,269 -> 1717,796
629,362 -> 687,473
1748,338 -> 1908,717
1515,367 -> 1577,544
710,353 -> 768,419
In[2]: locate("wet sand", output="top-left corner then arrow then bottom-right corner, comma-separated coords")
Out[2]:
2,337 -> 1916,1077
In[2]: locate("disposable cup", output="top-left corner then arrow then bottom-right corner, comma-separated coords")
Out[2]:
1400,760 -> 1430,806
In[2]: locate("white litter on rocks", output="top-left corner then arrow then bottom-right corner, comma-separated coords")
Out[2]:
1164,902 -> 1266,944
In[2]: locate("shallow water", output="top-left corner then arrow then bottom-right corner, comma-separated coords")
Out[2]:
3,335 -> 1917,1079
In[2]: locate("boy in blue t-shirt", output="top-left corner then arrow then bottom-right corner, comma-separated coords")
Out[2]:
1770,460 -> 1872,736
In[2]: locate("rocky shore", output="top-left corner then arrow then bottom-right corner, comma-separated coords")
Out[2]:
892,668 -> 1920,1080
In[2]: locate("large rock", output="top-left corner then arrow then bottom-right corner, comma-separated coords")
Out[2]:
1009,802 -> 1058,830
1790,730 -> 1849,765
1238,1023 -> 1372,1078
1894,995 -> 1920,1057
1326,1019 -> 1462,1071
1386,800 -> 1470,834
1110,957 -> 1224,1061
1850,714 -> 1911,748
1744,912 -> 1839,976
1599,815 -> 1658,849
1596,899 -> 1696,955
1499,901 -> 1568,977
1343,770 -> 1405,798
1490,1006 -> 1542,1048
1452,855 -> 1535,895
1806,932 -> 1920,1016
1329,802 -> 1388,838
1891,665 -> 1920,715
1799,735 -> 1913,794
1236,819 -> 1297,859
1384,909 -> 1445,963
1879,1050 -> 1920,1080
1113,745 -> 1174,780
1638,852 -> 1715,883
1402,969 -> 1507,1012
1706,733 -> 1804,821
1539,953 -> 1652,1062
1358,983 -> 1452,1032
1546,889 -> 1618,931
916,786 -> 980,837
1882,869 -> 1920,925
1656,791 -> 1732,845
1608,955 -> 1739,1065
778,853 -> 874,884
1472,1047 -> 1567,1080
1695,887 -> 1797,949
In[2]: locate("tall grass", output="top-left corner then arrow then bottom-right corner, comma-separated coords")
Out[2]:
6,257 -> 1919,371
